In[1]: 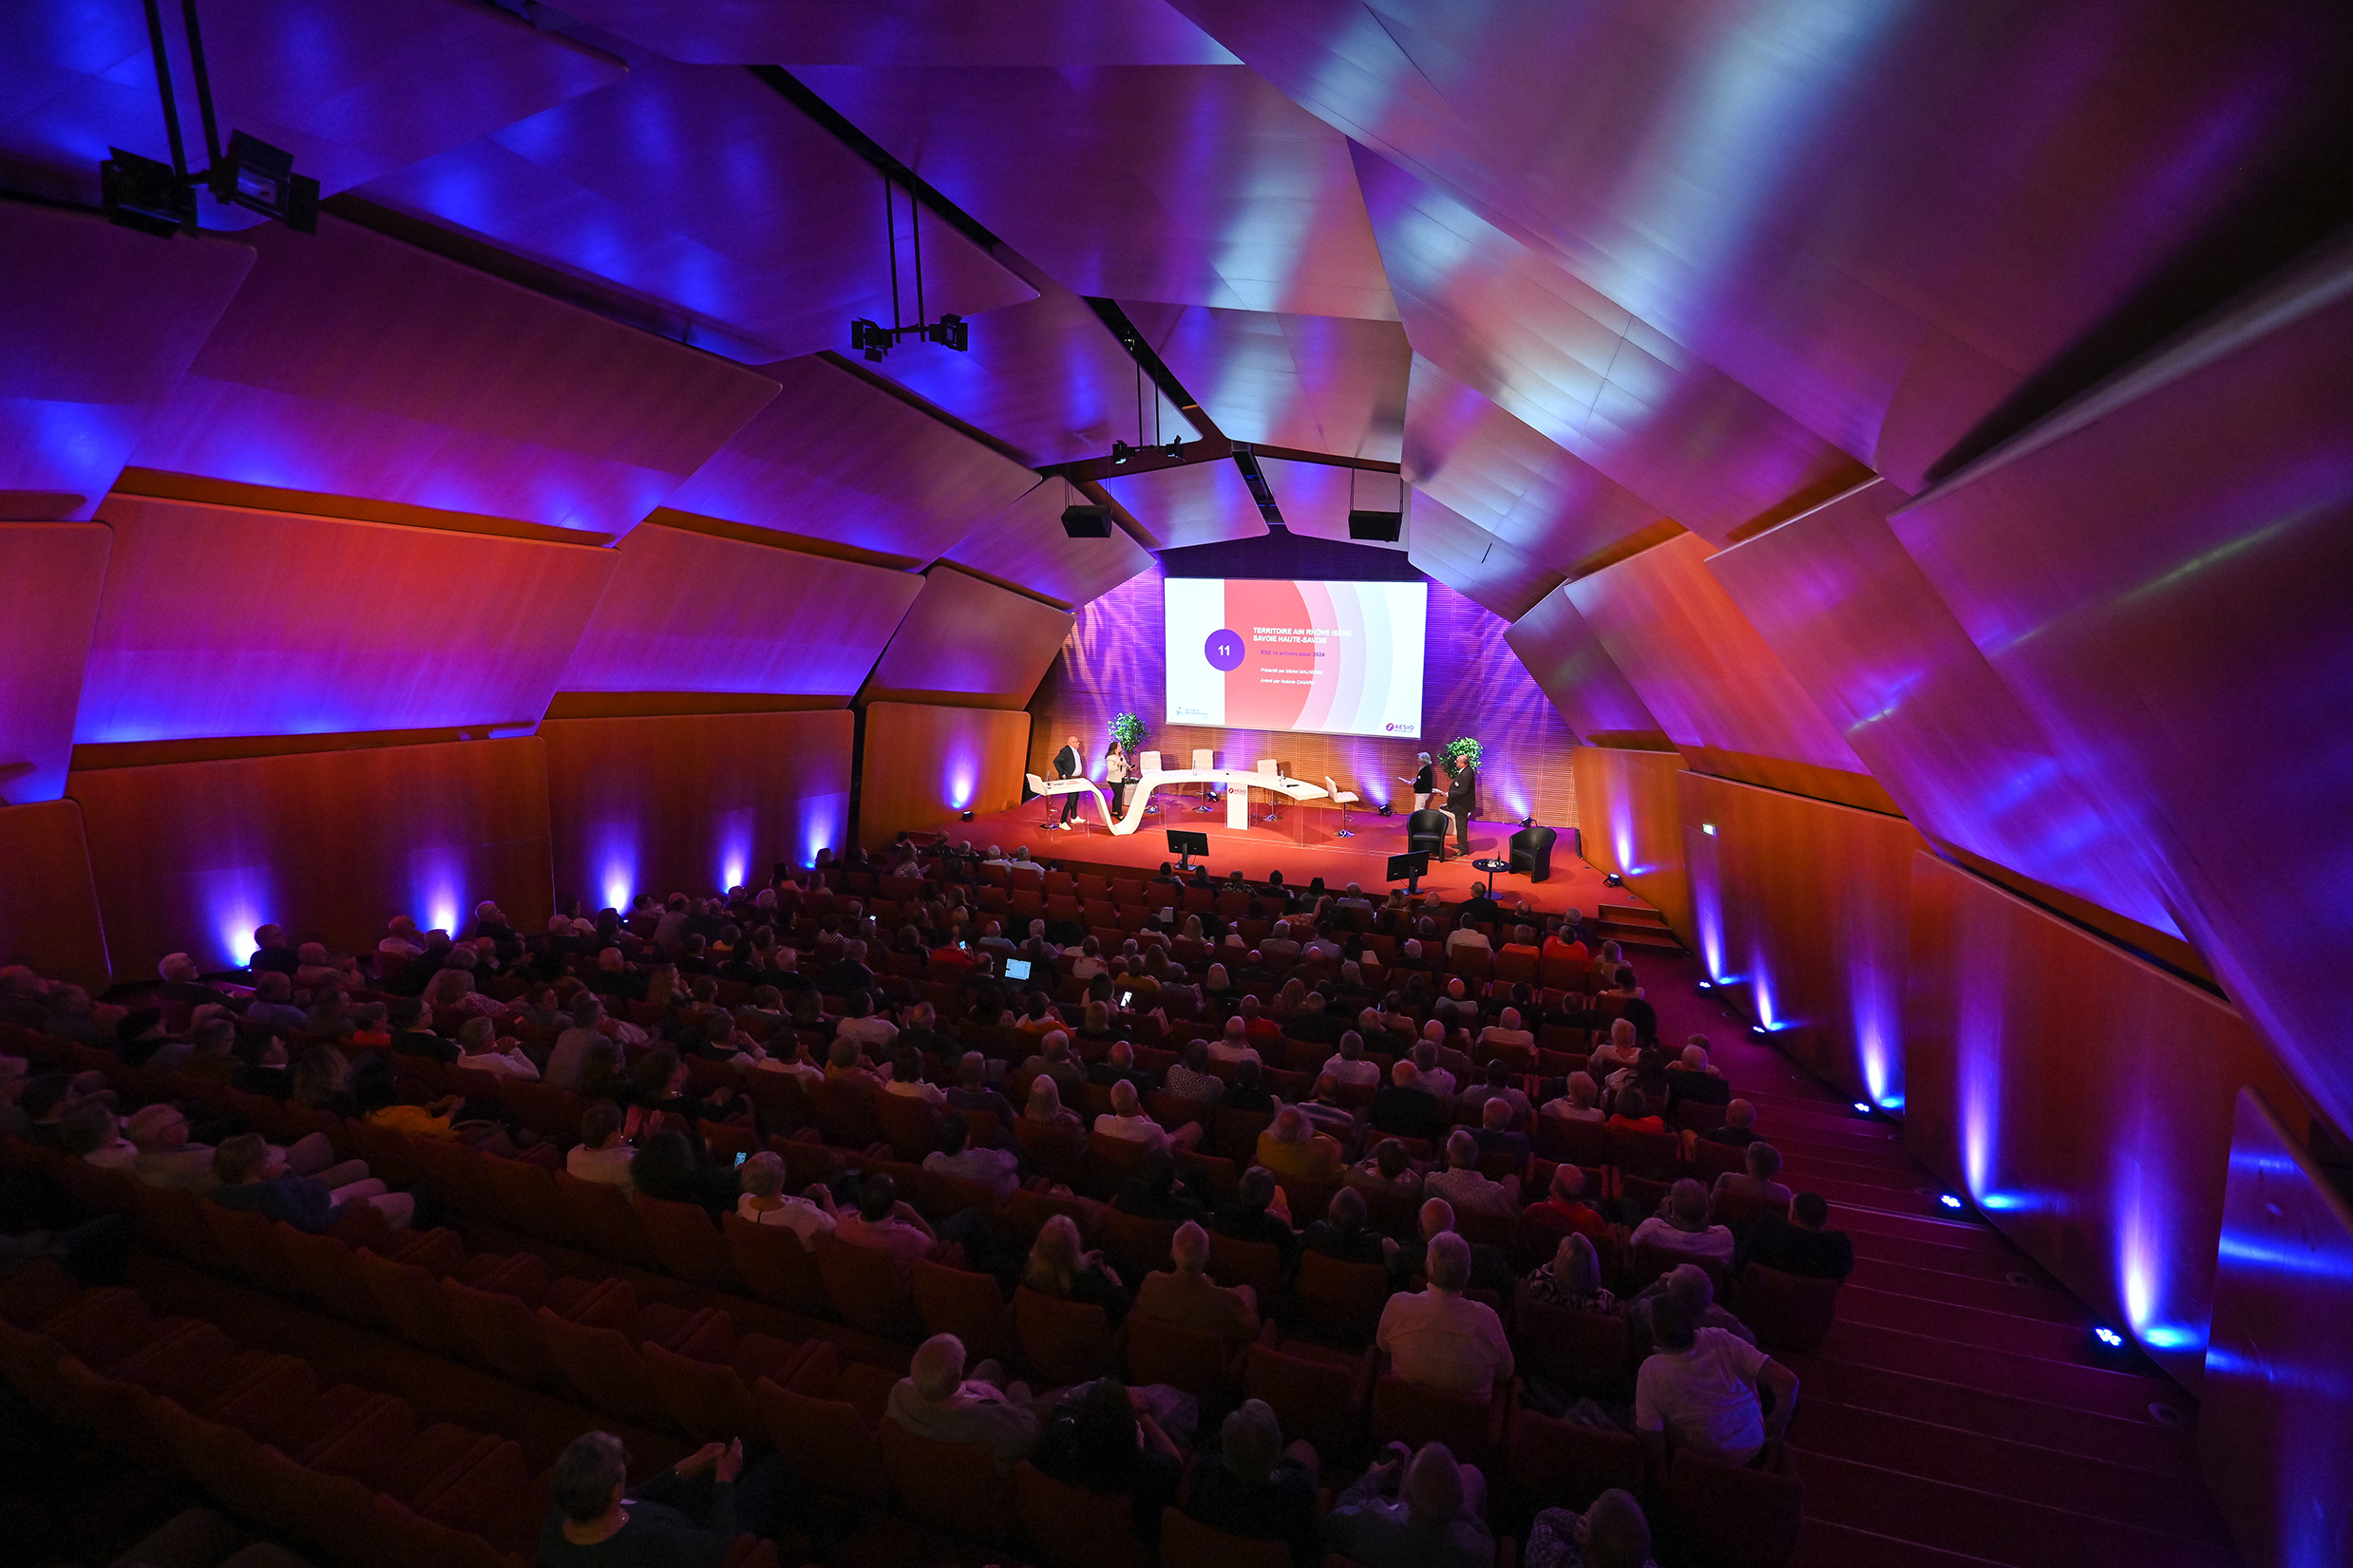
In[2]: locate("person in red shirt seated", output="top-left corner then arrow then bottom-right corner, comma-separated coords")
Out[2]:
1541,916 -> 1588,966
1523,1162 -> 1610,1242
1605,1086 -> 1666,1135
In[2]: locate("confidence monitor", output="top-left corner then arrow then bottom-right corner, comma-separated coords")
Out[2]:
1165,577 -> 1427,738
1386,850 -> 1430,893
1167,828 -> 1208,870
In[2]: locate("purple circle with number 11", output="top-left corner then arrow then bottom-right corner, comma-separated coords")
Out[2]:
1205,629 -> 1246,671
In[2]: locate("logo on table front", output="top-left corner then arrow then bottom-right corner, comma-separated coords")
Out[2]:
1204,629 -> 1246,671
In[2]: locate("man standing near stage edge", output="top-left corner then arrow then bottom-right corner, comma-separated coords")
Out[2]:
1443,749 -> 1477,857
1051,734 -> 1083,829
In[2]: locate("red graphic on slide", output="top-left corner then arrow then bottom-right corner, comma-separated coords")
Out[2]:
1223,579 -> 1319,731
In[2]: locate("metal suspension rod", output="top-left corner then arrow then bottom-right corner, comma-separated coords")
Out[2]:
910,179 -> 925,331
180,0 -> 223,172
883,173 -> 901,331
141,0 -> 190,180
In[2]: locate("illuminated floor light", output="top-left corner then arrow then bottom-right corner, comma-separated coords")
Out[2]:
1701,823 -> 1717,836
2092,1326 -> 2125,1350
1696,980 -> 1714,992
1749,1025 -> 1768,1039
1938,1193 -> 1964,1211
1851,1101 -> 1873,1115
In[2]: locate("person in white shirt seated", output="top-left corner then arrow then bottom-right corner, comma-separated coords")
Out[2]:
1424,1130 -> 1519,1216
1326,1030 -> 1383,1087
1475,1008 -> 1533,1056
1207,1015 -> 1262,1066
377,916 -> 427,960
922,1116 -> 1021,1200
733,1151 -> 838,1242
754,1039 -> 824,1084
1635,1296 -> 1797,1467
1095,1078 -> 1201,1150
566,1104 -> 637,1189
1629,1179 -> 1736,1266
1541,1070 -> 1605,1123
1009,846 -> 1046,875
884,1046 -> 947,1104
1442,916 -> 1491,959
453,1016 -> 541,1080
885,1332 -> 1039,1474
834,992 -> 900,1050
1587,1017 -> 1643,1078
1071,939 -> 1106,982
1375,1232 -> 1514,1398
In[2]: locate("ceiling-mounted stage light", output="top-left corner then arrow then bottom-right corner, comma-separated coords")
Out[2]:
103,147 -> 193,237
1163,440 -> 1185,462
847,175 -> 969,360
1110,441 -> 1136,466
214,130 -> 316,231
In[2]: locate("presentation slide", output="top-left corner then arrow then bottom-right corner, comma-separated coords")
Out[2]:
1165,577 -> 1427,738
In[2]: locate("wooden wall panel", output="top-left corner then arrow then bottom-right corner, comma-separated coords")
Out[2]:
940,479 -> 1155,611
1504,583 -> 1666,746
0,523 -> 110,803
68,739 -> 554,981
1902,853 -> 2309,1390
1569,746 -> 1690,942
859,703 -> 1032,849
0,801 -> 110,989
130,217 -> 777,538
79,494 -> 614,746
2200,1088 -> 2353,1568
862,567 -> 1074,710
1681,772 -> 1929,1107
556,520 -> 920,699
541,711 -> 853,904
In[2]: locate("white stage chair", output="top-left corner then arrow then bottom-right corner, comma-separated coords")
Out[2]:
1192,748 -> 1220,812
1323,775 -> 1361,838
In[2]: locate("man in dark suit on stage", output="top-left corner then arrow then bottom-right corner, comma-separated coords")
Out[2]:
1050,734 -> 1083,829
1444,753 -> 1477,857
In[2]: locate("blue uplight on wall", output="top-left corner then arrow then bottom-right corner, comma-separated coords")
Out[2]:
596,822 -> 636,914
208,869 -> 271,969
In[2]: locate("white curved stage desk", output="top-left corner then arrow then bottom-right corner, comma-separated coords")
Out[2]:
1024,765 -> 1330,835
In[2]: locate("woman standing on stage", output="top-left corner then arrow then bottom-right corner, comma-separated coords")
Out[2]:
1104,739 -> 1130,820
1398,752 -> 1436,814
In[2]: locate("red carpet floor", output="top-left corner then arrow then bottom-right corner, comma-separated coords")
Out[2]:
931,802 -> 1623,917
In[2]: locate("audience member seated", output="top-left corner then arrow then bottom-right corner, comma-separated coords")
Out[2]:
923,1113 -> 1021,1200
1525,1233 -> 1618,1314
211,1132 -> 412,1232
1467,1099 -> 1531,1165
1326,1031 -> 1383,1088
1223,1058 -> 1277,1114
544,997 -> 609,1090
1350,1138 -> 1425,1200
631,1129 -> 735,1216
1662,1039 -> 1729,1112
567,1104 -> 636,1188
1523,1163 -> 1609,1244
1295,1072 -> 1361,1142
1629,1264 -> 1755,1352
1698,1098 -> 1760,1148
1306,1185 -> 1396,1267
1737,1191 -> 1855,1280
1030,1378 -> 1185,1550
1184,1398 -> 1320,1565
1325,1440 -> 1495,1568
1115,1147 -> 1205,1222
1023,1212 -> 1130,1324
243,972 -> 311,1032
1019,1031 -> 1089,1102
1587,1019 -> 1642,1079
1212,1166 -> 1300,1265
885,1332 -> 1038,1473
1255,1106 -> 1343,1185
1370,1061 -> 1447,1143
1633,1298 -> 1797,1467
1523,1488 -> 1653,1568
1088,1040 -> 1154,1093
734,1151 -> 837,1241
1713,1143 -> 1793,1211
1164,1039 -> 1226,1106
454,1016 -> 540,1080
1135,1220 -> 1260,1340
836,1173 -> 945,1281
1097,1078 -> 1200,1150
1629,1180 -> 1735,1266
1461,1058 -> 1532,1124
541,1429 -> 797,1568
1540,1071 -> 1604,1124
1425,1129 -> 1520,1216
944,1051 -> 1016,1123
1376,1233 -> 1512,1397
1604,1087 -> 1665,1135
1022,1075 -> 1085,1139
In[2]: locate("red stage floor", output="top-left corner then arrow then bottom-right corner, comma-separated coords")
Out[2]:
928,801 -> 1638,918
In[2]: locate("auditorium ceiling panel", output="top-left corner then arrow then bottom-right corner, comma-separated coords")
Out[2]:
861,565 -> 1075,710
0,203 -> 252,522
1891,236 -> 2353,1137
663,354 -> 1038,566
792,64 -> 1396,319
562,0 -> 1240,66
129,217 -> 779,539
1172,0 -> 2353,489
1253,457 -> 1405,553
1357,151 -> 1860,542
1503,586 -> 1664,748
0,0 -> 621,218
1097,459 -> 1268,551
556,520 -> 922,700
940,480 -> 1156,611
1123,302 -> 1408,461
355,42 -> 1035,365
1710,480 -> 2182,941
77,493 -> 615,746
1403,355 -> 1662,574
0,523 -> 111,805
866,278 -> 1171,468
1565,532 -> 1871,786
1403,493 -> 1560,625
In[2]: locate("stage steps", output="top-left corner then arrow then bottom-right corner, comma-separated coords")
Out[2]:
1593,899 -> 1686,953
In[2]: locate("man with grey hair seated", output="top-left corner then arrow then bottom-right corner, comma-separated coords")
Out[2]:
1425,1129 -> 1520,1215
1183,1397 -> 1320,1561
1326,1439 -> 1495,1568
1630,1262 -> 1756,1355
1629,1179 -> 1736,1266
883,1332 -> 1039,1472
544,995 -> 606,1091
1713,1142 -> 1793,1211
1135,1219 -> 1260,1341
1375,1232 -> 1513,1398
1527,1487 -> 1653,1568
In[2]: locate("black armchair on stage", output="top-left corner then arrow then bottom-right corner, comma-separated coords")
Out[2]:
1509,822 -> 1558,882
1407,808 -> 1452,861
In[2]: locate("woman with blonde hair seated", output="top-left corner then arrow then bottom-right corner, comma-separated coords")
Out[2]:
1021,1212 -> 1130,1324
1022,1074 -> 1085,1138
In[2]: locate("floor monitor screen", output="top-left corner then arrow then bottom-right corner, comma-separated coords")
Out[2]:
1164,577 -> 1427,738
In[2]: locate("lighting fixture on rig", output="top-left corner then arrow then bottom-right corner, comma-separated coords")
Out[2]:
102,0 -> 317,237
847,173 -> 969,361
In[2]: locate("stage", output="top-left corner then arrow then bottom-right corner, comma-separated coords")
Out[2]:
926,800 -> 1635,917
